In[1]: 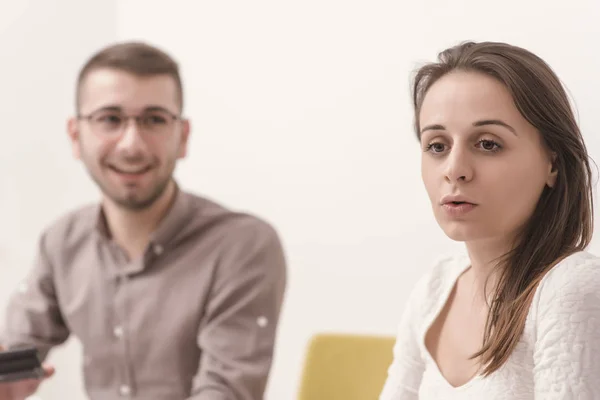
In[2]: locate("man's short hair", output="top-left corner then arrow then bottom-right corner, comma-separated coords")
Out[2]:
76,41 -> 183,112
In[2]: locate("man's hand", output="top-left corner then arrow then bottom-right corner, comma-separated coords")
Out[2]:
0,346 -> 54,400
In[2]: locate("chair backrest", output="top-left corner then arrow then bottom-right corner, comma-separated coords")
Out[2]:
296,333 -> 395,400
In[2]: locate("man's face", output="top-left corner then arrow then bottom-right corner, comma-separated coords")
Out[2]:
68,68 -> 190,210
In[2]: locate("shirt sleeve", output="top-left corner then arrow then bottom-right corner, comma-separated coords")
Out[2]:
187,218 -> 287,400
379,274 -> 427,400
0,233 -> 70,360
533,257 -> 600,399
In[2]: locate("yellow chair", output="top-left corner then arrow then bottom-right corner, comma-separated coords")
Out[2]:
296,333 -> 396,400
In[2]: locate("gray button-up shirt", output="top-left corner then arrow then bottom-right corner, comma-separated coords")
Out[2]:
0,187 -> 287,399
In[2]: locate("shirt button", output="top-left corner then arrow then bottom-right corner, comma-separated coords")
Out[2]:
113,325 -> 124,338
153,244 -> 164,255
119,384 -> 131,396
257,316 -> 269,328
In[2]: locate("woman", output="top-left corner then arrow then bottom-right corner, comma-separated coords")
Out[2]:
380,41 -> 600,399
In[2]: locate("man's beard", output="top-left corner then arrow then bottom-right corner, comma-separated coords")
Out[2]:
110,178 -> 171,210
86,161 -> 174,211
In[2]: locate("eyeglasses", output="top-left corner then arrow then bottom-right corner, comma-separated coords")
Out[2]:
77,108 -> 183,136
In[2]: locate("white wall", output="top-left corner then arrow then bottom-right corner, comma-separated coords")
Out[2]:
3,1 -> 600,399
0,1 -> 116,399
116,1 -> 600,399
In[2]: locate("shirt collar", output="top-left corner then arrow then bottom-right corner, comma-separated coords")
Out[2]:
149,184 -> 194,249
93,182 -> 194,250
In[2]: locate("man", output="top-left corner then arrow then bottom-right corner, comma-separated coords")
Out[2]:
0,41 -> 287,399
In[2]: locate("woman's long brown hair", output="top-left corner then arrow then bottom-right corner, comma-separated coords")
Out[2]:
412,41 -> 594,375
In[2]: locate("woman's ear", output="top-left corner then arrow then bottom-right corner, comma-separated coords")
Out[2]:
546,152 -> 558,188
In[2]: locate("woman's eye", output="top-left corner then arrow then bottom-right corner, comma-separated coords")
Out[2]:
478,139 -> 501,152
426,142 -> 446,153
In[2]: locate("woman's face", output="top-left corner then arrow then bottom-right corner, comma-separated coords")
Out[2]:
419,71 -> 557,244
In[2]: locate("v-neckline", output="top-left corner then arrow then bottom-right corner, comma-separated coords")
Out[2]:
420,255 -> 484,390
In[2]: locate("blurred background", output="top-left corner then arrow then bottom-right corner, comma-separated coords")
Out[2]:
1,0 -> 600,399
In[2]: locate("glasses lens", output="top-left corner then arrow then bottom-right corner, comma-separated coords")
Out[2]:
90,111 -> 125,135
139,111 -> 175,133
86,110 -> 177,135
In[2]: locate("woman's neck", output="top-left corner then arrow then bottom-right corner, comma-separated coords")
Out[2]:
463,237 -> 513,303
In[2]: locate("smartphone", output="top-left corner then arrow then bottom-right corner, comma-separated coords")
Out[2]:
0,347 -> 44,383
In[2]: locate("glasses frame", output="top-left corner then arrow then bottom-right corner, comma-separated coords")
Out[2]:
77,107 -> 184,136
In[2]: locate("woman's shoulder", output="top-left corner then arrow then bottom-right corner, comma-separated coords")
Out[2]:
425,252 -> 470,286
539,250 -> 600,293
391,253 -> 469,339
533,250 -> 600,318
408,253 -> 470,311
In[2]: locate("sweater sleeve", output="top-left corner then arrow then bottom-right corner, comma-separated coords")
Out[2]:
533,255 -> 600,399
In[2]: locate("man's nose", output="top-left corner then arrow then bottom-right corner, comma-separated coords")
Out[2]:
115,118 -> 147,153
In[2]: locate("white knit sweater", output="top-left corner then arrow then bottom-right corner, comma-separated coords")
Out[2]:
379,251 -> 600,400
